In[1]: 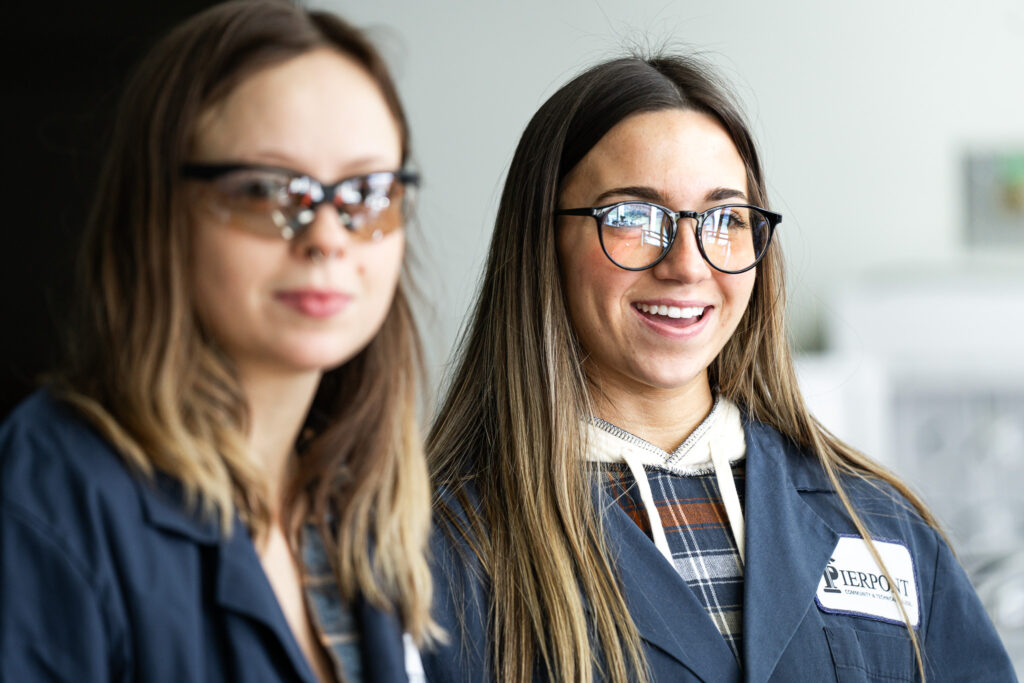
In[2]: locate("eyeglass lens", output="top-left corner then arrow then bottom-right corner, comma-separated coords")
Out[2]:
599,202 -> 770,272
201,168 -> 412,240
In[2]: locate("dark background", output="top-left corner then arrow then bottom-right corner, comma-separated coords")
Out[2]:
2,1 -> 220,418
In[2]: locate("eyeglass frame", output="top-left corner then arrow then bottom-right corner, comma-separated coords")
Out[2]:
556,200 -> 782,274
180,161 -> 420,240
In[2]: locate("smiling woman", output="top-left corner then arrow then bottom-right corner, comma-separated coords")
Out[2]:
0,2 -> 433,682
422,54 -> 1016,682
556,109 -> 763,409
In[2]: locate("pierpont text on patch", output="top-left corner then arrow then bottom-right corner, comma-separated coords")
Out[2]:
815,535 -> 919,627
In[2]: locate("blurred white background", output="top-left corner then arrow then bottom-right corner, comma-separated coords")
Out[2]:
324,0 -> 1024,667
326,0 -> 1024,356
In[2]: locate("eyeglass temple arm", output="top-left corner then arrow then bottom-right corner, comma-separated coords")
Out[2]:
180,162 -> 255,180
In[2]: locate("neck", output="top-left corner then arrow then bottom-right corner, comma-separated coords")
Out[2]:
588,367 -> 713,453
238,364 -> 322,517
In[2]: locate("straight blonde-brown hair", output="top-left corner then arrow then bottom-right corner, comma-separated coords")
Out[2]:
58,0 -> 435,641
429,54 -> 940,680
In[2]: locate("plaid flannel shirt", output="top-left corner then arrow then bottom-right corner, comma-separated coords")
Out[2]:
599,454 -> 747,662
300,524 -> 363,682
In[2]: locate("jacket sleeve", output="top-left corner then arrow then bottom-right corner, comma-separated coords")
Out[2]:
922,534 -> 1018,682
0,503 -> 126,682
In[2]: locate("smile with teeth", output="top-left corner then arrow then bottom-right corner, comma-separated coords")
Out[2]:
635,303 -> 707,320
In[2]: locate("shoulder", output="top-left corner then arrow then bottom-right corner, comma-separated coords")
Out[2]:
0,391 -> 147,676
742,419 -> 994,643
0,389 -> 176,592
429,482 -> 488,592
433,482 -> 481,533
743,417 -> 940,546
421,482 -> 492,681
1,389 -> 145,525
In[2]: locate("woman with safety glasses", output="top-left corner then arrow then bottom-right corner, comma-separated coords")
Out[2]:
421,55 -> 1015,681
0,2 -> 434,681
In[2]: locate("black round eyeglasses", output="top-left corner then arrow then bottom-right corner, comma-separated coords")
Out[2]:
556,200 -> 781,274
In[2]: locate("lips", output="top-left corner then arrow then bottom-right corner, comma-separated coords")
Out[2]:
632,301 -> 711,334
274,290 -> 351,318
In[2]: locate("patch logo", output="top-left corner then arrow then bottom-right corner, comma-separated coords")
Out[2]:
815,535 -> 919,627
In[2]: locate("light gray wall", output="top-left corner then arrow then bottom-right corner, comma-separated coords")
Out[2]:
321,0 -> 1024,381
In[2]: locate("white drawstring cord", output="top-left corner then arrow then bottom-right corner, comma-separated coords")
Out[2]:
586,397 -> 747,568
618,448 -> 674,564
710,442 -> 745,565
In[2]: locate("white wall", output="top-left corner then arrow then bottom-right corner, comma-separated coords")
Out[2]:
320,0 -> 1024,379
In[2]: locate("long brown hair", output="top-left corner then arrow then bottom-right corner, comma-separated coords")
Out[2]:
429,54 -> 940,680
59,0 -> 435,640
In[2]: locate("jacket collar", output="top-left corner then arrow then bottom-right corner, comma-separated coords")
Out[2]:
356,594 -> 409,682
775,430 -> 837,493
597,419 -> 840,682
137,473 -> 221,544
597,481 -> 742,682
741,419 -> 838,683
136,473 -> 318,683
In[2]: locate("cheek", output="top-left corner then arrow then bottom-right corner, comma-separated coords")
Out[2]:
191,228 -> 277,329
561,250 -> 640,355
362,234 -> 405,301
719,271 -> 756,324
195,247 -> 244,297
560,237 -> 616,309
192,234 -> 237,322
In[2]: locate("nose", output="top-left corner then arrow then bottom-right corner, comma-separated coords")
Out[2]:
293,204 -> 352,262
650,218 -> 712,283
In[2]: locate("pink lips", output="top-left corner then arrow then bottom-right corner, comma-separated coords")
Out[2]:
274,290 -> 352,318
632,300 -> 713,339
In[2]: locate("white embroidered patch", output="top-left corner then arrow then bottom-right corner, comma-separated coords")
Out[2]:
815,535 -> 920,627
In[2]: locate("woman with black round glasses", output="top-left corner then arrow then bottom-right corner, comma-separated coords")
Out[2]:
421,54 -> 1015,681
0,1 -> 435,681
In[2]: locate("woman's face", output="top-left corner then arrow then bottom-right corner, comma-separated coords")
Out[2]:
189,48 -> 404,378
556,108 -> 756,399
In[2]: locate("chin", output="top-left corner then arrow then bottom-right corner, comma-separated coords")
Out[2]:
634,364 -> 708,392
271,340 -> 365,375
305,351 -> 363,374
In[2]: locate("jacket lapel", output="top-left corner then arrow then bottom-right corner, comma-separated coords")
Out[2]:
741,422 -> 838,683
213,526 -> 317,682
139,475 -> 317,683
356,595 -> 408,682
599,486 -> 742,682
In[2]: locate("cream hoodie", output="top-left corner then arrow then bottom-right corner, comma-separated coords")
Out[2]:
586,397 -> 747,564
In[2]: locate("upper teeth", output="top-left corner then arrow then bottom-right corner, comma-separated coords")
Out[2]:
637,303 -> 704,319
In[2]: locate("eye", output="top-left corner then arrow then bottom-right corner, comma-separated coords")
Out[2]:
214,170 -> 292,211
336,173 -> 400,213
604,203 -> 655,229
714,207 -> 750,229
239,178 -> 281,199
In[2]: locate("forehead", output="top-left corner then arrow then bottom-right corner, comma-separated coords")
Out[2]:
562,108 -> 747,206
192,48 -> 402,178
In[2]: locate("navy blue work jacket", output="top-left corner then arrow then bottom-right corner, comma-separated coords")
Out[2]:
0,391 -> 409,682
422,419 -> 1017,682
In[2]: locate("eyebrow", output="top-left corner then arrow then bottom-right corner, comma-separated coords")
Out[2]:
244,152 -> 397,179
594,185 -> 748,206
705,187 -> 748,203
